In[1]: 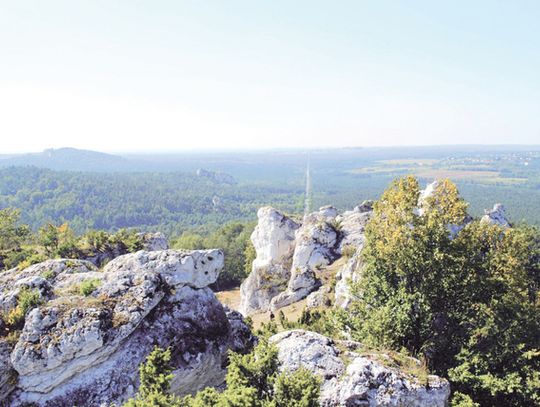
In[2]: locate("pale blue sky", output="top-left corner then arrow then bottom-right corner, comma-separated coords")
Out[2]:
0,0 -> 539,152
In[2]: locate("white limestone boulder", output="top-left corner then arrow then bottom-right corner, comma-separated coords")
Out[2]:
1,249 -> 254,406
239,207 -> 300,315
271,330 -> 450,407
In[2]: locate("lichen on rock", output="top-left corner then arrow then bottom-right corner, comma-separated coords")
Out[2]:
270,329 -> 450,407
1,249 -> 254,406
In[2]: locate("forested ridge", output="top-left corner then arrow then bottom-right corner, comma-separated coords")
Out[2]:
0,167 -> 302,235
2,162 -> 540,242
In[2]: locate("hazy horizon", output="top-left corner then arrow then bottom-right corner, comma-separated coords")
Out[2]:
2,143 -> 540,156
1,1 -> 539,152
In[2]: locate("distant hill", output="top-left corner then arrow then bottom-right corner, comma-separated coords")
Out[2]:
0,148 -> 130,172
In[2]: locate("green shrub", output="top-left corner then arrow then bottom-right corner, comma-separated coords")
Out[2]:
124,341 -> 320,407
40,269 -> 56,280
273,367 -> 320,407
79,279 -> 101,296
3,287 -> 43,328
18,253 -> 48,270
342,176 -> 540,406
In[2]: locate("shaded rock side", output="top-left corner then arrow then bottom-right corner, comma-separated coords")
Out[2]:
270,330 -> 450,407
334,249 -> 364,309
1,250 -> 254,407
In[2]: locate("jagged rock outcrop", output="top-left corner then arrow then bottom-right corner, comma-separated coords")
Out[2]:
0,250 -> 253,406
336,200 -> 373,252
241,182 -> 510,315
270,207 -> 340,310
239,207 -> 300,315
241,203 -> 374,315
481,203 -> 510,227
270,330 -> 450,407
332,201 -> 373,308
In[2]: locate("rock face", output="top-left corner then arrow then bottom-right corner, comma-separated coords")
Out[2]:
333,202 -> 373,309
336,200 -> 372,251
270,207 -> 340,310
270,330 -> 450,407
241,204 -> 374,315
0,250 -> 253,406
481,203 -> 510,227
334,250 -> 363,309
239,207 -> 300,315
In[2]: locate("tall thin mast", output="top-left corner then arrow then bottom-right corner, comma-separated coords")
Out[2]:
304,155 -> 312,218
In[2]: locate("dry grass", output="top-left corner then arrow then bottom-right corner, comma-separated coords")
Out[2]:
215,288 -> 309,330
215,288 -> 241,309
215,257 -> 343,330
362,349 -> 430,385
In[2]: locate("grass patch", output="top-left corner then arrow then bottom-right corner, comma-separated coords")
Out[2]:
40,269 -> 56,280
363,349 -> 430,385
2,287 -> 43,329
79,278 -> 101,296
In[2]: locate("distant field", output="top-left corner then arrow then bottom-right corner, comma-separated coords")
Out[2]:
378,159 -> 439,166
349,159 -> 528,185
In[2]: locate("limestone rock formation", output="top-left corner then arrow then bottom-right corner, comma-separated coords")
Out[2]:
241,204 -> 374,315
270,330 -> 450,407
239,207 -> 300,315
334,249 -> 363,309
0,250 -> 253,406
306,286 -> 332,309
241,184 -> 509,315
336,200 -> 372,252
270,207 -> 340,310
481,203 -> 510,227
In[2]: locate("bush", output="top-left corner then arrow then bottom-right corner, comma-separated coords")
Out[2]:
124,341 -> 320,407
342,176 -> 540,405
79,279 -> 101,296
3,287 -> 43,328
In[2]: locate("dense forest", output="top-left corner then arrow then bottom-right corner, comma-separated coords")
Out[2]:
1,153 -> 540,243
0,167 -> 303,235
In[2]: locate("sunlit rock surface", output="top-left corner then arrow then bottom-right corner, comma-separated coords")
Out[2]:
1,250 -> 253,406
271,330 -> 450,407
